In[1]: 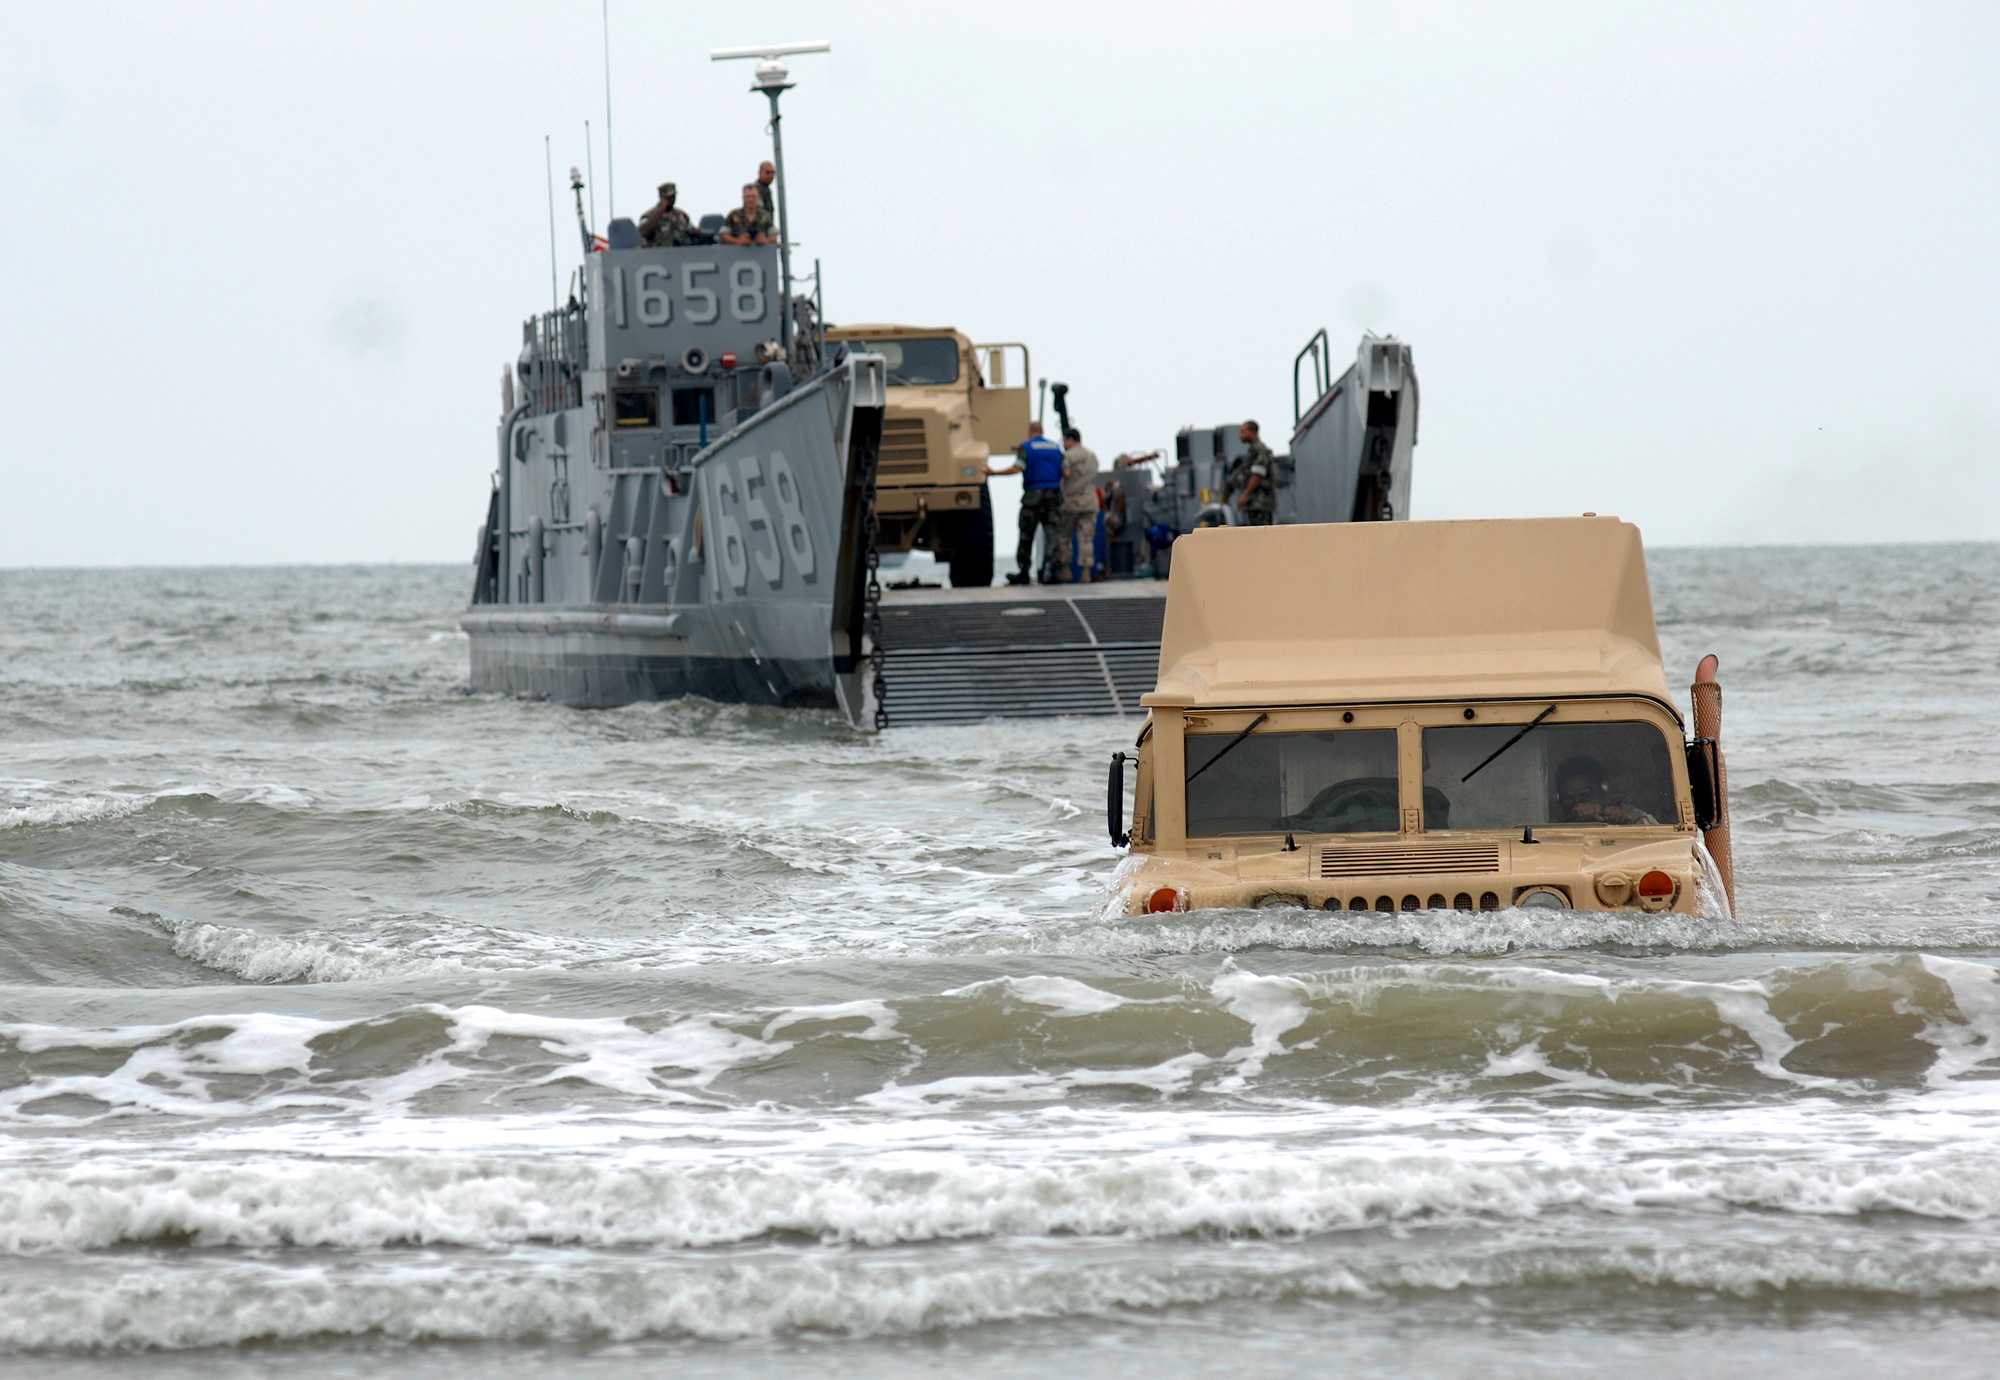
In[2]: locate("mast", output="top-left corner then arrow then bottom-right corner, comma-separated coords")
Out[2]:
711,41 -> 830,361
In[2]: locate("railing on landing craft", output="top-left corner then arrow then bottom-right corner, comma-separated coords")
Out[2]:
521,301 -> 587,417
1293,327 -> 1330,427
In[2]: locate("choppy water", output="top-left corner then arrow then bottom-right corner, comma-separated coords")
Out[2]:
0,545 -> 1997,1377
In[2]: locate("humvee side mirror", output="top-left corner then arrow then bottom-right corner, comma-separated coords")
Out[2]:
1107,751 -> 1131,847
1685,738 -> 1721,831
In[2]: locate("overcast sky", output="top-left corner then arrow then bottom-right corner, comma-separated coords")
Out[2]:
1,1 -> 1994,566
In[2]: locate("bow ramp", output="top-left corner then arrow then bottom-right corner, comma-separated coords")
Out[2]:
874,582 -> 1165,724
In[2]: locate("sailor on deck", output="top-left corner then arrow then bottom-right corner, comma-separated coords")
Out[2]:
988,421 -> 1067,586
1230,420 -> 1277,526
638,182 -> 692,248
720,184 -> 776,245
1058,427 -> 1102,582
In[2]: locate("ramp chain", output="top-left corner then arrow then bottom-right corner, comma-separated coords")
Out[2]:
862,441 -> 887,729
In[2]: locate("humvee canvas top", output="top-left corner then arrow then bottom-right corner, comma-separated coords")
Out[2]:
1143,517 -> 1673,713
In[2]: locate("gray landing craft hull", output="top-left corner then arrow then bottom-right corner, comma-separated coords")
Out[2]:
465,612 -> 837,710
465,354 -> 887,722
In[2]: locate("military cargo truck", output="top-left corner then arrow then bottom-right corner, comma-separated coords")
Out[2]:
1106,518 -> 1736,917
822,325 -> 1031,587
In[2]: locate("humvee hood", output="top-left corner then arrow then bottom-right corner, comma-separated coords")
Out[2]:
1143,517 -> 1672,712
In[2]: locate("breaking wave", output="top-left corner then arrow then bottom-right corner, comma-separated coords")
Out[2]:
5,954 -> 2000,1126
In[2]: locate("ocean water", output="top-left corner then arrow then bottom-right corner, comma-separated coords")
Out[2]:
0,544 -> 1997,1377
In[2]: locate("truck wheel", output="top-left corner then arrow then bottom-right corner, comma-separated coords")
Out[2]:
947,485 -> 995,587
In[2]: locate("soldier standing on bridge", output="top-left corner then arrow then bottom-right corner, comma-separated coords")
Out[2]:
1058,427 -> 1102,582
638,182 -> 692,248
754,161 -> 776,215
987,421 -> 1067,586
720,184 -> 776,245
1231,420 -> 1277,526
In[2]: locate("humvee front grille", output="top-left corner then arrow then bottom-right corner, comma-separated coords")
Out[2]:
1319,843 -> 1501,878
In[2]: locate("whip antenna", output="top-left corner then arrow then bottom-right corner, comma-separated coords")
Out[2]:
584,120 -> 596,237
710,40 -> 830,361
601,0 -> 615,216
544,135 -> 558,312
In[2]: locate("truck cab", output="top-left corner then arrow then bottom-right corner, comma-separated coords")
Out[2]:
824,325 -> 1030,587
1110,517 -> 1731,918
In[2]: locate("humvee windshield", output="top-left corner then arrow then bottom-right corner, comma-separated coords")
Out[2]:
852,337 -> 959,386
1423,721 -> 1675,830
1186,729 -> 1399,836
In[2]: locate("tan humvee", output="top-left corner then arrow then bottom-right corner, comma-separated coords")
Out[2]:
824,325 -> 1031,587
1109,516 -> 1734,918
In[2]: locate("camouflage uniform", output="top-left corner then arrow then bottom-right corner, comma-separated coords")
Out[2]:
723,204 -> 775,241
756,178 -> 775,215
1058,443 -> 1101,577
639,185 -> 692,248
1238,439 -> 1277,525
1019,487 -> 1066,580
1010,434 -> 1069,581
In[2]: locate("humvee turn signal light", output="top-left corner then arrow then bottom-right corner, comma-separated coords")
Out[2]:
1148,887 -> 1187,914
1637,870 -> 1677,910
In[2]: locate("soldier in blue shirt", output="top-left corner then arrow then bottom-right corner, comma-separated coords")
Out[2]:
987,421 -> 1068,585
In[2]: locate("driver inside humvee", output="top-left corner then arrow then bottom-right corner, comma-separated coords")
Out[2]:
1554,755 -> 1660,826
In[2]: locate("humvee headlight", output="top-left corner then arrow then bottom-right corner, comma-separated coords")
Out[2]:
1515,887 -> 1570,911
1147,887 -> 1187,915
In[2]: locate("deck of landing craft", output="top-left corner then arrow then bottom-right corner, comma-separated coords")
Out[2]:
875,580 -> 1167,723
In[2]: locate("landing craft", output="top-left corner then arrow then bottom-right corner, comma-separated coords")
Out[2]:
462,42 -> 1423,728
463,42 -> 896,726
1106,518 -> 1737,919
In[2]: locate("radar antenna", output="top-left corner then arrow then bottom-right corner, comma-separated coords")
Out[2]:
710,39 -> 830,361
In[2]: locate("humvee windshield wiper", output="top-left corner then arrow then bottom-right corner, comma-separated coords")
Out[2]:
1461,704 -> 1558,783
1185,712 -> 1269,784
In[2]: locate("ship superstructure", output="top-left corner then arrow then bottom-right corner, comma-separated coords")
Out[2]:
464,43 -> 892,727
